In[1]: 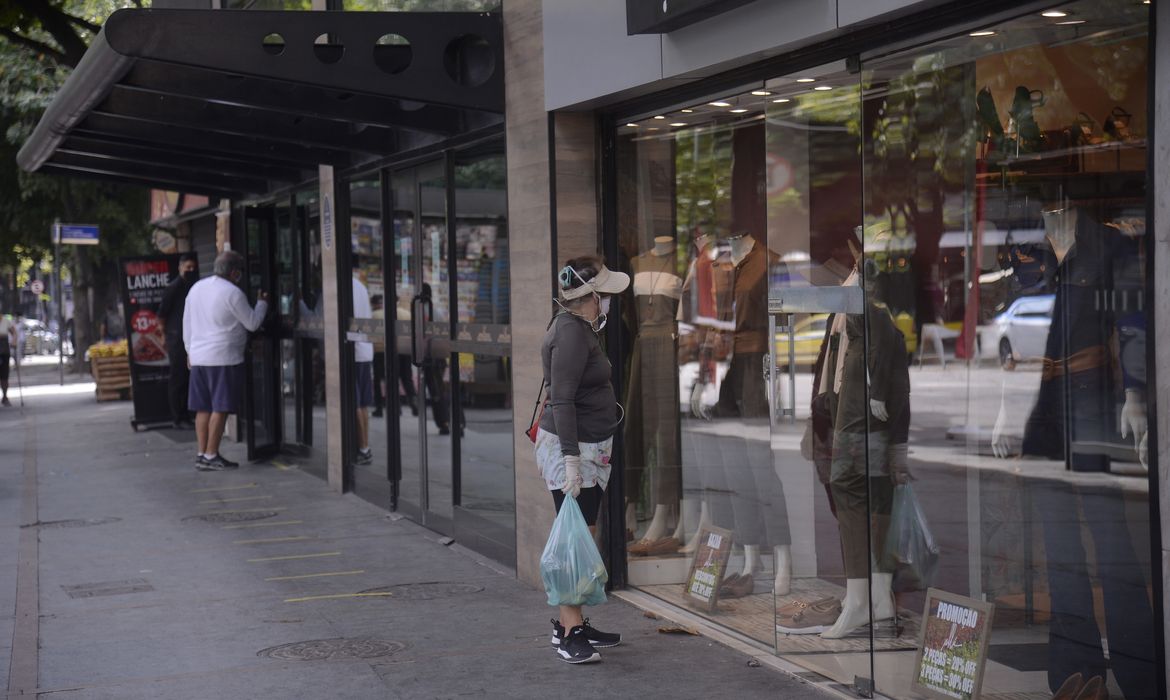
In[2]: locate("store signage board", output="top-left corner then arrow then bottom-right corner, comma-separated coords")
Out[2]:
53,223 -> 100,245
912,589 -> 995,700
626,0 -> 756,34
683,525 -> 733,612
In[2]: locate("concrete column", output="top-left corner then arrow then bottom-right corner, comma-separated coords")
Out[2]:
320,164 -> 344,492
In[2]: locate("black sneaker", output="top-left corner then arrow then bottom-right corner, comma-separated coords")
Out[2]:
551,618 -> 621,648
195,454 -> 209,467
557,625 -> 601,664
198,454 -> 239,471
355,448 -> 373,465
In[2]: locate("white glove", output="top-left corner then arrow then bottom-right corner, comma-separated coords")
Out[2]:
561,455 -> 582,499
1119,389 -> 1147,451
869,399 -> 888,422
690,382 -> 710,420
799,419 -> 813,461
991,381 -> 1015,459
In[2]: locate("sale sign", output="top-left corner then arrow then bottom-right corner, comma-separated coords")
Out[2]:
912,589 -> 995,700
119,255 -> 182,429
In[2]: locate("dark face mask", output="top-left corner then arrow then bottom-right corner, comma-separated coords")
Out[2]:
182,270 -> 198,284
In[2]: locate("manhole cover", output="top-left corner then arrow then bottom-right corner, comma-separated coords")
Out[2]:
23,517 -> 121,530
183,511 -> 280,524
62,578 -> 153,599
257,638 -> 407,661
358,582 -> 484,600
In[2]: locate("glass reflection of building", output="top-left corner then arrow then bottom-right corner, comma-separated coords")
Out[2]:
612,1 -> 1156,697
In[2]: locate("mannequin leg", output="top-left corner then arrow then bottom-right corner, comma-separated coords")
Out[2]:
741,544 -> 763,577
672,498 -> 694,542
641,504 -> 670,541
680,501 -> 711,554
821,578 -> 870,639
774,544 -> 791,596
871,572 -> 895,621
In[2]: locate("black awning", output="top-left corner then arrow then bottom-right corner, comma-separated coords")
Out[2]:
17,8 -> 503,198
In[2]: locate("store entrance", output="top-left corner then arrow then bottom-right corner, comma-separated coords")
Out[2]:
242,205 -> 281,461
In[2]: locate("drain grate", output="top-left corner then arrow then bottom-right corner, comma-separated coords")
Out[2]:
358,582 -> 484,600
23,517 -> 122,530
62,578 -> 154,599
257,638 -> 407,661
183,511 -> 280,524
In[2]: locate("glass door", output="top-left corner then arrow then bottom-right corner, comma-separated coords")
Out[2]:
243,205 -> 281,461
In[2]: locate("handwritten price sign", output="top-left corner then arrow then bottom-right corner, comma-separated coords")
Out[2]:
912,589 -> 995,700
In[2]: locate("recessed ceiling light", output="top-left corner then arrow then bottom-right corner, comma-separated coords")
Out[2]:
1056,19 -> 1085,24
1041,10 -> 1068,17
772,98 -> 791,103
625,123 -> 638,127
813,86 -> 832,91
669,122 -> 687,127
647,127 -> 659,131
730,108 -> 748,113
681,109 -> 694,113
751,90 -> 771,96
653,115 -> 666,120
796,78 -> 816,83
969,30 -> 996,36
709,101 -> 732,107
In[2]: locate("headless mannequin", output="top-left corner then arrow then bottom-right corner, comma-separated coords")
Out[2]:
640,236 -> 677,541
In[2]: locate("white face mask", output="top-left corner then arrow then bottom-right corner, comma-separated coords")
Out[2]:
599,296 -> 611,316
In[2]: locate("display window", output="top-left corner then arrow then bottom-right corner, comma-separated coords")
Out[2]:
613,0 -> 1154,696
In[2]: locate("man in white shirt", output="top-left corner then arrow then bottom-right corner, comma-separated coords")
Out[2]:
183,250 -> 268,470
353,265 -> 375,465
0,312 -> 16,406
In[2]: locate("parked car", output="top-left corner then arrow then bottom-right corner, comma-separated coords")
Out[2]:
977,294 -> 1054,370
19,319 -> 60,356
774,314 -> 830,367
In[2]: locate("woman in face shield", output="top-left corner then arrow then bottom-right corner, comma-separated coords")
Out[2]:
536,255 -> 629,664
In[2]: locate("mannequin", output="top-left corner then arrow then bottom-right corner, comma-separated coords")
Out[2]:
818,259 -> 910,639
625,236 -> 685,556
994,196 -> 1155,698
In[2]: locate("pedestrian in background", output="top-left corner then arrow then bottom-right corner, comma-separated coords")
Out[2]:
352,262 -> 374,465
183,250 -> 268,471
536,255 -> 629,664
0,312 -> 16,406
159,252 -> 199,429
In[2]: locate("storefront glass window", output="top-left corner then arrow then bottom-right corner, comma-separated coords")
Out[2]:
349,177 -> 387,482
614,0 -> 1153,696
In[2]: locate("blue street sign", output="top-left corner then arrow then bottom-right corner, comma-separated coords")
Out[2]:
54,223 -> 100,245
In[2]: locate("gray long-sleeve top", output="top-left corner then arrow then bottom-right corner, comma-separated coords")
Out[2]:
538,312 -> 621,456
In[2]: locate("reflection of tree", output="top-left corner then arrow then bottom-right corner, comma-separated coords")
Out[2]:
675,127 -> 734,260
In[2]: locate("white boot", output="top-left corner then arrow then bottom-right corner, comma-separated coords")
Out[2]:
741,544 -> 763,577
680,501 -> 711,554
821,578 -> 869,639
774,544 -> 792,596
641,504 -> 670,542
871,572 -> 895,621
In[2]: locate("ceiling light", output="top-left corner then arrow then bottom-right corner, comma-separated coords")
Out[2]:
669,122 -> 687,127
795,78 -> 816,83
647,127 -> 659,131
1056,19 -> 1085,24
625,123 -> 638,127
969,30 -> 995,36
681,109 -> 694,113
653,115 -> 666,120
1041,10 -> 1068,17
730,108 -> 748,113
709,101 -> 732,107
751,90 -> 771,96
772,98 -> 791,103
813,86 -> 832,91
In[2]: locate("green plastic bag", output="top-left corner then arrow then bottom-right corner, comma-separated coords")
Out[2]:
540,496 -> 608,607
883,483 -> 940,592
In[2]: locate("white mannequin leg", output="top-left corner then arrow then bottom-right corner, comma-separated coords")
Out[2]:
672,499 -> 693,542
871,572 -> 895,621
680,501 -> 710,554
821,578 -> 869,639
773,544 -> 791,596
741,544 -> 763,577
641,504 -> 670,541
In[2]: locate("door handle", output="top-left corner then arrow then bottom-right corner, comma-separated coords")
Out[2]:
410,294 -> 434,367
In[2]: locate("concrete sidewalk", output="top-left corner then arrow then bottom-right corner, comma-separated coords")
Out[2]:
0,365 -> 836,699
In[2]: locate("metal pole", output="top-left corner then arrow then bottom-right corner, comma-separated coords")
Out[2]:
55,220 -> 64,385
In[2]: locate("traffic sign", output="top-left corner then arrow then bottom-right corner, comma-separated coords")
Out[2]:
29,280 -> 44,295
53,223 -> 100,245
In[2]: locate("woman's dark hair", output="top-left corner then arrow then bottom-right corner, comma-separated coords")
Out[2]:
558,255 -> 605,294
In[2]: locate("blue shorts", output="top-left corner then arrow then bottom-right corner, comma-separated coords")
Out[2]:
355,361 -> 374,408
188,364 -> 244,414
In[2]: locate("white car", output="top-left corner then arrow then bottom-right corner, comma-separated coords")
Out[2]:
978,295 -> 1054,370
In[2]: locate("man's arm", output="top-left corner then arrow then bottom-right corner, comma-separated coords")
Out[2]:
228,288 -> 269,332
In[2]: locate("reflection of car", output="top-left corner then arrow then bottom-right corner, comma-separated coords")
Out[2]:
977,294 -> 1054,369
20,319 -> 60,356
774,314 -> 830,367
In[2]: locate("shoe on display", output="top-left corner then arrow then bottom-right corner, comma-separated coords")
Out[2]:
198,454 -> 239,471
1051,673 -> 1084,700
550,617 -> 621,648
718,573 -> 754,599
1072,676 -> 1108,700
776,596 -> 842,635
556,625 -> 601,664
355,448 -> 373,465
629,536 -> 681,557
